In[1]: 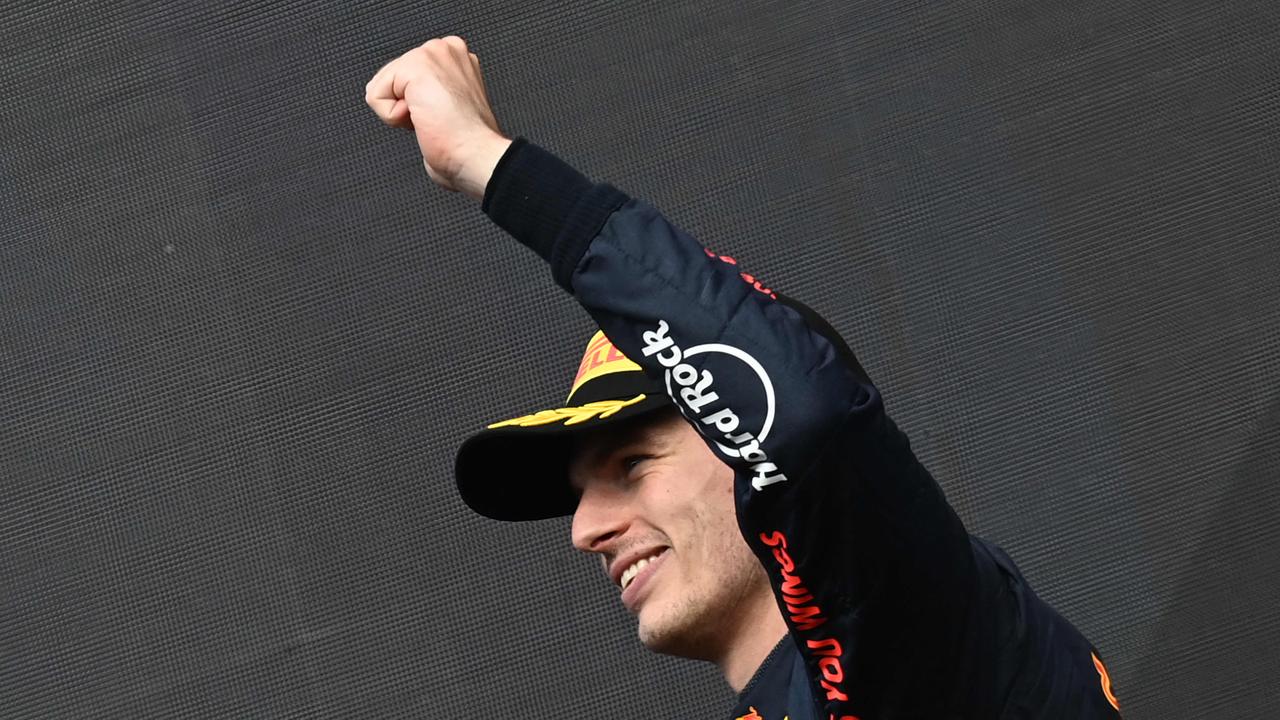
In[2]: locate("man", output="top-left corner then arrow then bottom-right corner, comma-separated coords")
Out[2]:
365,36 -> 1124,719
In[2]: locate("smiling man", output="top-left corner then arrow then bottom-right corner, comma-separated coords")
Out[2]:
568,404 -> 784,687
366,36 -> 1124,719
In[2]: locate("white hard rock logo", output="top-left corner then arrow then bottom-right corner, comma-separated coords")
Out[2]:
640,320 -> 787,491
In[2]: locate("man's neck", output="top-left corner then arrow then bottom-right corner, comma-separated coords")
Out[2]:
718,596 -> 790,693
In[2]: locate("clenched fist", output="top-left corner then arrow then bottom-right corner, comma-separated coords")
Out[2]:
366,36 -> 513,199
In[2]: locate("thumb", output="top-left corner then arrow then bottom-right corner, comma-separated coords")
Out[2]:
387,98 -> 413,129
364,66 -> 414,128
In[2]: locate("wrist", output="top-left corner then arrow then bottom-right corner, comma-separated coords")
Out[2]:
457,133 -> 513,201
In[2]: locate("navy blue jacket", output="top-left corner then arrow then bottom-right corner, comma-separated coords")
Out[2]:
481,137 -> 1123,719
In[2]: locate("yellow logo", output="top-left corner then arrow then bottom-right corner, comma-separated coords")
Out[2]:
487,395 -> 647,429
568,330 -> 641,401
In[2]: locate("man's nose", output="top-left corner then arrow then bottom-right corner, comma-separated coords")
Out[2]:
570,482 -> 630,554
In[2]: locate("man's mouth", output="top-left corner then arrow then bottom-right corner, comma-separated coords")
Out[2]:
617,548 -> 671,612
619,549 -> 668,591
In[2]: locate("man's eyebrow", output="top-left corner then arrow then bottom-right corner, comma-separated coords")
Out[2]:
568,423 -> 666,489
575,430 -> 638,471
608,422 -> 673,457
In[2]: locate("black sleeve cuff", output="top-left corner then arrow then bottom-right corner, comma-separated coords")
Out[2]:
482,137 -> 630,292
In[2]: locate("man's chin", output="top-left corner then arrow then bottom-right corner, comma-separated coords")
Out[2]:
636,605 -> 708,660
637,624 -> 684,657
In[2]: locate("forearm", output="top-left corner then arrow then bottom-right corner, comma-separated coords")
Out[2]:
478,136 -> 867,478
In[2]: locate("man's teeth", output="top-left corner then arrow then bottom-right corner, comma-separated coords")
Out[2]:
620,553 -> 663,591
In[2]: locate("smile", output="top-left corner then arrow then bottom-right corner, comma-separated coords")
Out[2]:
620,549 -> 669,591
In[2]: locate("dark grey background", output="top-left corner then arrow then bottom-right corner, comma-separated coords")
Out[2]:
3,0 -> 1277,717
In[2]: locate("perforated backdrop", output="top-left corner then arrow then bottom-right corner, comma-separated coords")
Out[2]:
2,0 -> 1277,717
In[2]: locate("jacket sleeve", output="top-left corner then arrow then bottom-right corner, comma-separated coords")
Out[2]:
483,138 -> 984,718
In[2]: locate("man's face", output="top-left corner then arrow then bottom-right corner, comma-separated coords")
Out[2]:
568,410 -> 773,661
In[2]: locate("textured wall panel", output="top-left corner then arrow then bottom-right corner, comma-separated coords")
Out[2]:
2,0 -> 1277,717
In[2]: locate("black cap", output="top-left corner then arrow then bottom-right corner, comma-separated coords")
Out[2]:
454,330 -> 671,521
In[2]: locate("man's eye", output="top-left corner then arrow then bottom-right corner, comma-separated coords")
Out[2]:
623,455 -> 651,473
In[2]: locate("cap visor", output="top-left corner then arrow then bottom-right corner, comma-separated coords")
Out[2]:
455,392 -> 671,521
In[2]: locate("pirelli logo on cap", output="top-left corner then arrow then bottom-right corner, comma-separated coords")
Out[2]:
568,330 -> 641,401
